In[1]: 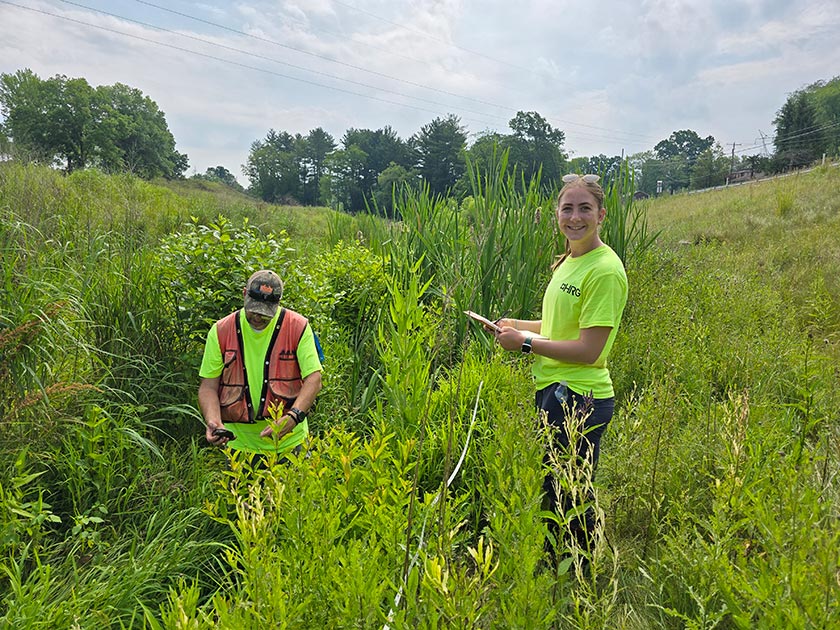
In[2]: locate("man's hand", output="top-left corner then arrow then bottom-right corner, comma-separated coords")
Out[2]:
206,423 -> 233,447
260,414 -> 297,440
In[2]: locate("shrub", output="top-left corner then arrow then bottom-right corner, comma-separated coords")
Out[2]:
285,240 -> 387,330
155,215 -> 292,347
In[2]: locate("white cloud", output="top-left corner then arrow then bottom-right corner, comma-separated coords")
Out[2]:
1,0 -> 839,175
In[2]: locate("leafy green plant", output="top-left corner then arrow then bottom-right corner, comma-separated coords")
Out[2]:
476,366 -> 558,628
284,241 -> 389,426
0,453 -> 62,560
155,215 -> 291,346
52,404 -> 162,520
69,504 -> 108,550
375,256 -> 436,435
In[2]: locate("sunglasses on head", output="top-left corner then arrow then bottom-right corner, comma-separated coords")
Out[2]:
562,173 -> 600,184
247,287 -> 281,303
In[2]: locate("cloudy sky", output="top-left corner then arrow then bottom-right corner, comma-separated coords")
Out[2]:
2,0 -> 839,183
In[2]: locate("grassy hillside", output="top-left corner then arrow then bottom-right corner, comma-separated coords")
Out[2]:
602,167 -> 839,627
157,177 -> 339,247
642,164 -> 840,349
1,161 -> 837,628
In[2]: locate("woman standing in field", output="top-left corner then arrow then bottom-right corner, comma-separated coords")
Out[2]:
495,173 -> 628,558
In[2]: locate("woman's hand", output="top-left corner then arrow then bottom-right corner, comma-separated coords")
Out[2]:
494,318 -> 542,334
494,317 -> 516,330
495,326 -> 528,352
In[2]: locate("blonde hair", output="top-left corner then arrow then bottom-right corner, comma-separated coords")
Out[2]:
550,177 -> 606,270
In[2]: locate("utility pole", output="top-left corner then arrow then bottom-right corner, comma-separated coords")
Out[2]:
728,142 -> 742,184
758,129 -> 770,156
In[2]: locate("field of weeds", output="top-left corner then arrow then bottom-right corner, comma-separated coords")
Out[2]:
1,160 -> 838,628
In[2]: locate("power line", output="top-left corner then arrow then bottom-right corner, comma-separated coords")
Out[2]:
733,121 -> 840,155
330,0 -> 667,155
330,0 -> 533,75
132,0 -> 657,144
11,1 -> 828,160
56,0 -> 511,125
636,121 -> 840,167
3,0 -> 507,129
627,121 -> 840,175
147,2 -> 450,70
131,0 -> 511,113
770,120 -> 840,146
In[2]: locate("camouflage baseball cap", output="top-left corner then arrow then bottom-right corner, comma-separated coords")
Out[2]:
244,270 -> 283,318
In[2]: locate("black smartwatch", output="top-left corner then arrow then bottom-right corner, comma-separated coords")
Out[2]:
289,407 -> 308,422
521,336 -> 533,354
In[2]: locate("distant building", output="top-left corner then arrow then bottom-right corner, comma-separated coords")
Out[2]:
727,168 -> 766,184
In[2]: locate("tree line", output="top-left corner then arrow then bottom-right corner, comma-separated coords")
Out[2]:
240,110 -> 568,216
628,77 -> 840,195
2,68 -> 838,209
0,69 -> 187,179
237,76 -> 840,206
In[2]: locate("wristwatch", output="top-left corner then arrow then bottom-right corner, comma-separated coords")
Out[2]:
521,336 -> 533,354
289,407 -> 308,422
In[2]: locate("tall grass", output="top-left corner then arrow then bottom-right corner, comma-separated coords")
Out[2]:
0,160 -> 838,627
348,150 -> 658,355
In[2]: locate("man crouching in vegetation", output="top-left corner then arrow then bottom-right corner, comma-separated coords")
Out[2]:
198,269 -> 322,464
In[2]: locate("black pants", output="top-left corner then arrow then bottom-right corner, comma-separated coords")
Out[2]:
535,382 -> 614,551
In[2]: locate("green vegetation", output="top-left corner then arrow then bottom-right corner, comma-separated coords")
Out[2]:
774,76 -> 840,169
1,159 -> 838,628
243,111 -> 567,212
4,66 -> 838,212
0,70 -> 187,178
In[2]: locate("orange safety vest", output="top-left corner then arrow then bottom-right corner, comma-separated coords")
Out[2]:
215,308 -> 308,423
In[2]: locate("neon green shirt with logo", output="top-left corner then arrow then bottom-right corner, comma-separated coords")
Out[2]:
199,309 -> 322,454
533,245 -> 628,398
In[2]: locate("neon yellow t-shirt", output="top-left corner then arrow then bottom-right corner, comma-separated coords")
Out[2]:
533,245 -> 628,398
199,309 -> 322,454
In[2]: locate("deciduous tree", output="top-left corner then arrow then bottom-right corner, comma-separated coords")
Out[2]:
95,82 -> 187,178
0,69 -> 186,177
507,110 -> 567,186
809,76 -> 840,155
373,162 -> 417,218
654,129 -> 715,162
570,154 -> 623,181
689,146 -> 729,189
193,166 -> 243,191
654,130 -> 715,192
0,69 -> 95,171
